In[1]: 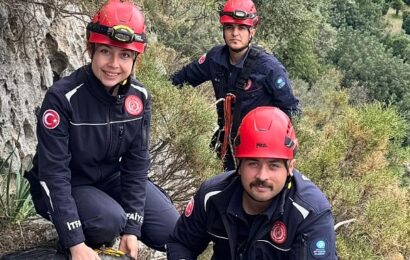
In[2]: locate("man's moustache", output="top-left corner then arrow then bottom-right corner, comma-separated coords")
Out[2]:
250,179 -> 273,190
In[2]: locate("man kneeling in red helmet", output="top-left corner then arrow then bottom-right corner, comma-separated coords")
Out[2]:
167,107 -> 337,259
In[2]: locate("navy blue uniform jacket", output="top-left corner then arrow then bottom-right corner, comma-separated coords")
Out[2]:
168,171 -> 337,259
28,65 -> 151,248
172,44 -> 300,129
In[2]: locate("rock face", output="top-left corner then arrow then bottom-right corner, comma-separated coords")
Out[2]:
0,1 -> 89,171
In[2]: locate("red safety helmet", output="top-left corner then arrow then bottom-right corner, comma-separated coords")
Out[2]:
219,0 -> 259,27
234,107 -> 298,159
87,0 -> 147,53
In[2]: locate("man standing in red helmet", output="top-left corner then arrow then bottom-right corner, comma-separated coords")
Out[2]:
171,0 -> 301,171
167,107 -> 337,259
24,0 -> 179,259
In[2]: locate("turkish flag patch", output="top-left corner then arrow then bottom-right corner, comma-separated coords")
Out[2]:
42,109 -> 60,129
125,95 -> 143,116
184,197 -> 195,217
198,53 -> 207,64
270,220 -> 287,244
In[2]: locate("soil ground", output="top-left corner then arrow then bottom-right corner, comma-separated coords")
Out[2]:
0,217 -> 56,256
0,217 -> 163,259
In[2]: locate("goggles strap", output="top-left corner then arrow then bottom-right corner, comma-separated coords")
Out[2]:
87,23 -> 110,36
220,11 -> 256,19
87,23 -> 146,43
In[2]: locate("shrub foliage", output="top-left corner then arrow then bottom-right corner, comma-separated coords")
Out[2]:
136,43 -> 222,208
0,144 -> 35,223
296,82 -> 410,258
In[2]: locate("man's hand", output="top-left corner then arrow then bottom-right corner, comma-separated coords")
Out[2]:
119,234 -> 139,259
70,242 -> 101,260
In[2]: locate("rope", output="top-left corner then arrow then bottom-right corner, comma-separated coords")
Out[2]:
221,93 -> 236,159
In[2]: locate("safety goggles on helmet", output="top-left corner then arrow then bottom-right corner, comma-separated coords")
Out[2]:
219,10 -> 257,20
87,23 -> 146,44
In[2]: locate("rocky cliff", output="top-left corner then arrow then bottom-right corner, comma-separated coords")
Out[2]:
0,1 -> 89,171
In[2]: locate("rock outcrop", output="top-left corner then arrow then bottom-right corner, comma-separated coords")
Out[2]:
0,1 -> 89,171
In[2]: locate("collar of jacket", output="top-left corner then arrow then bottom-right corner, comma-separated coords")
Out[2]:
83,64 -> 131,104
212,45 -> 252,69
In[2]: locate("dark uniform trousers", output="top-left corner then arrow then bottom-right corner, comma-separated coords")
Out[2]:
26,171 -> 179,251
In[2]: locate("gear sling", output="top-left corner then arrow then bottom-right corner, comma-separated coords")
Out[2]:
210,46 -> 263,168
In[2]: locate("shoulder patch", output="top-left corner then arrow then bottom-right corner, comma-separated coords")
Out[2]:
310,239 -> 329,258
198,53 -> 207,64
125,95 -> 143,116
275,76 -> 287,89
184,197 -> 195,217
42,109 -> 60,129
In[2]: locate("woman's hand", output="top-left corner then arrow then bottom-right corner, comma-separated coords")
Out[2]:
70,242 -> 101,260
119,234 -> 139,259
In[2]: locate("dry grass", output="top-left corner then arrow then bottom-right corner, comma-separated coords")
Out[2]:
384,6 -> 410,34
384,7 -> 404,34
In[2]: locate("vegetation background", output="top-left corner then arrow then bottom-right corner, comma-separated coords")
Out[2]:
1,0 -> 410,259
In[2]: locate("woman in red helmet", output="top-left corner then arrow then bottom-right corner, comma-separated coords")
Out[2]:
171,0 -> 301,172
24,1 -> 179,259
167,107 -> 337,259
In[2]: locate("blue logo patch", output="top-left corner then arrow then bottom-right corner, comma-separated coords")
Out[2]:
310,239 -> 328,258
316,240 -> 326,249
275,76 -> 286,89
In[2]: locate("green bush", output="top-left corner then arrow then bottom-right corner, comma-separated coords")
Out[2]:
402,11 -> 410,34
0,145 -> 35,223
330,28 -> 410,123
142,0 -> 221,59
253,0 -> 327,84
296,86 -> 410,259
382,3 -> 390,15
392,0 -> 405,15
329,0 -> 386,32
136,43 -> 222,207
384,34 -> 410,57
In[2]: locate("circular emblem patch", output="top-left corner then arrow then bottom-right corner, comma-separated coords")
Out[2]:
125,95 -> 143,116
270,221 -> 287,244
42,109 -> 60,129
310,239 -> 328,258
275,76 -> 287,89
184,197 -> 195,218
198,53 -> 207,64
244,79 -> 252,90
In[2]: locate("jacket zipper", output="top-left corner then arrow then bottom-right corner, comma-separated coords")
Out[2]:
102,104 -> 112,180
112,96 -> 124,158
115,125 -> 124,157
302,233 -> 308,260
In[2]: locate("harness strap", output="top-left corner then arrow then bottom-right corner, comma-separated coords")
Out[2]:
230,46 -> 263,139
219,46 -> 262,161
